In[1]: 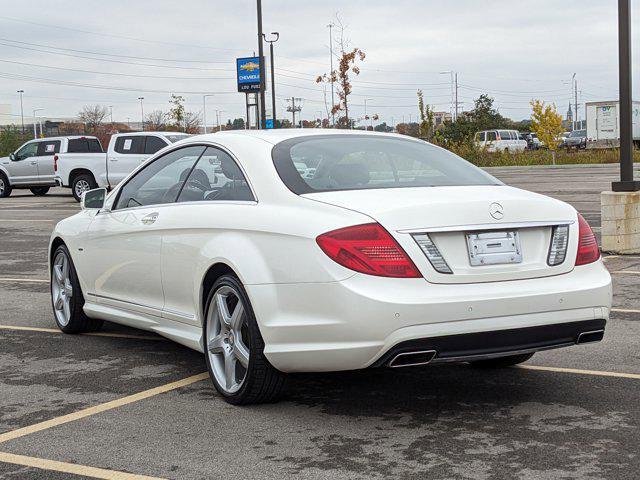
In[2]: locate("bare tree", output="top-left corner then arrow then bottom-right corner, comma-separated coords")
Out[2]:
145,110 -> 168,131
77,105 -> 108,132
316,15 -> 365,128
184,111 -> 201,134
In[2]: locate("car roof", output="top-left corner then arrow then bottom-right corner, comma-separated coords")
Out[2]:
191,128 -> 420,146
28,136 -> 99,142
113,131 -> 189,137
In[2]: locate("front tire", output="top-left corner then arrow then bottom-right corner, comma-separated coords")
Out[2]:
30,186 -> 50,196
71,174 -> 97,202
0,173 -> 11,198
204,274 -> 286,405
470,352 -> 534,368
50,244 -> 103,333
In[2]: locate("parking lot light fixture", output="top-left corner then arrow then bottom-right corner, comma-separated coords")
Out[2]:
32,108 -> 43,139
138,97 -> 145,131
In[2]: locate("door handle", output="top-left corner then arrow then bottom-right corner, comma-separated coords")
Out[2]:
141,212 -> 159,225
30,161 -> 37,165
109,158 -> 118,162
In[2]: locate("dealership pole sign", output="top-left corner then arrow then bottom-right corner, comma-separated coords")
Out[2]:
236,57 -> 262,93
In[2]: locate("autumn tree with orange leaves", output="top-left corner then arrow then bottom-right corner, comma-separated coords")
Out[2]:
316,18 -> 365,128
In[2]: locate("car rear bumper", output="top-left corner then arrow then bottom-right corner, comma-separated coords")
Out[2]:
247,260 -> 612,373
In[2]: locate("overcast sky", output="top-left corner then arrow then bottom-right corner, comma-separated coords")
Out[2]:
0,0 -> 638,127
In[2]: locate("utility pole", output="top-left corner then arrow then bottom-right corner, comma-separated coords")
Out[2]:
440,71 -> 454,118
364,98 -> 373,130
17,90 -> 24,134
263,32 -> 279,128
612,0 -> 638,191
256,0 -> 266,129
572,73 -> 578,130
138,97 -> 145,131
327,23 -> 336,127
287,97 -> 302,127
454,73 -> 459,121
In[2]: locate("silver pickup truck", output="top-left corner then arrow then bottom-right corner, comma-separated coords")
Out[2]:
0,136 -> 102,198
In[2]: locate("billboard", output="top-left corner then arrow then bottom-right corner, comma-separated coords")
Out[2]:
236,57 -> 262,93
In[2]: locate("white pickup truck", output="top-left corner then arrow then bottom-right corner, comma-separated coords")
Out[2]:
55,131 -> 189,201
0,136 -> 104,198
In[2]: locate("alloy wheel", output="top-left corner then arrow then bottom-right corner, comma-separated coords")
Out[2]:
206,285 -> 250,394
74,179 -> 91,199
51,251 -> 73,326
0,177 -> 4,195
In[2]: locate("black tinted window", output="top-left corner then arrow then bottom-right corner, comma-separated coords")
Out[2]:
177,147 -> 254,203
114,146 -> 206,209
273,135 -> 499,194
144,136 -> 168,154
37,140 -> 61,156
114,136 -> 144,154
67,138 -> 103,153
486,131 -> 497,141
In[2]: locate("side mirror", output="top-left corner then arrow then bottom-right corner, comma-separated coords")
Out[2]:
81,188 -> 107,210
9,153 -> 16,161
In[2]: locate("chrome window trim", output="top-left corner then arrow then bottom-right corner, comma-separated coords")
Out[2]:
398,220 -> 575,234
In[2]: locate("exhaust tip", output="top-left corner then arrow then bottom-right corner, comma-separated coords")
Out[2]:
576,330 -> 605,345
388,350 -> 437,368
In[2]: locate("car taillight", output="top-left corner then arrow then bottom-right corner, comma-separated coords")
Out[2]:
53,154 -> 58,172
316,223 -> 421,278
575,214 -> 600,266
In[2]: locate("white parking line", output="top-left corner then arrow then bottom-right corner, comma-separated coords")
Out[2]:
519,364 -> 640,380
0,277 -> 48,283
611,270 -> 640,275
611,307 -> 640,314
0,325 -> 168,341
0,219 -> 57,222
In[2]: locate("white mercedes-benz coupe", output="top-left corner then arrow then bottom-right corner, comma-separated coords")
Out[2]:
49,130 -> 612,404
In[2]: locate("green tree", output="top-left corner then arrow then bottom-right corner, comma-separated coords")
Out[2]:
168,94 -> 186,130
530,100 -> 564,164
417,90 -> 435,140
0,125 -> 30,157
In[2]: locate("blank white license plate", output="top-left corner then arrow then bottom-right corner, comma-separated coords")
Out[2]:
466,231 -> 522,266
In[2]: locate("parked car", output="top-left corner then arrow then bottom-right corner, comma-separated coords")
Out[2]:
520,132 -> 542,150
565,129 -> 587,150
0,136 -> 101,198
55,131 -> 190,201
49,130 -> 611,404
474,130 -> 527,152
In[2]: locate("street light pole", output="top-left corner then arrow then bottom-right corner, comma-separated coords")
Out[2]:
202,94 -> 216,134
263,32 -> 279,128
109,105 -> 114,129
138,97 -> 145,131
327,23 -> 336,127
613,0 -> 638,191
17,90 -> 24,134
256,0 -> 267,129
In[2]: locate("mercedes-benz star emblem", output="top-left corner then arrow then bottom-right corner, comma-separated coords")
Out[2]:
489,202 -> 504,220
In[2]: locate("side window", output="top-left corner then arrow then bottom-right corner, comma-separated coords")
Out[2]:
486,131 -> 497,141
144,136 -> 168,155
67,138 -> 102,153
114,136 -> 145,154
37,140 -> 61,156
177,147 -> 254,203
15,142 -> 38,160
477,132 -> 485,142
114,146 -> 206,210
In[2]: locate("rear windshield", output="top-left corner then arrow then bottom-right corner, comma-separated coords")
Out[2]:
570,130 -> 587,137
272,135 -> 500,194
68,138 -> 103,153
498,130 -> 513,140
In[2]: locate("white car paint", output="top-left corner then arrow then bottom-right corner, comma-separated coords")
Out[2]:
49,129 -> 611,374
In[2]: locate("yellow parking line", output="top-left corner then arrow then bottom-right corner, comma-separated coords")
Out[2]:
611,270 -> 640,275
518,364 -> 640,380
0,372 -> 208,444
0,277 -> 48,283
0,325 -> 168,341
0,451 -> 165,480
611,307 -> 640,314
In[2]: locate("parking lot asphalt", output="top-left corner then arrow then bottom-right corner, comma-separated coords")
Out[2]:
0,164 -> 639,479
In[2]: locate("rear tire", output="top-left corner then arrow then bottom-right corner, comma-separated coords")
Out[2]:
203,274 -> 286,405
0,173 -> 11,198
30,186 -> 50,196
50,244 -> 103,333
71,173 -> 97,202
470,353 -> 534,368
